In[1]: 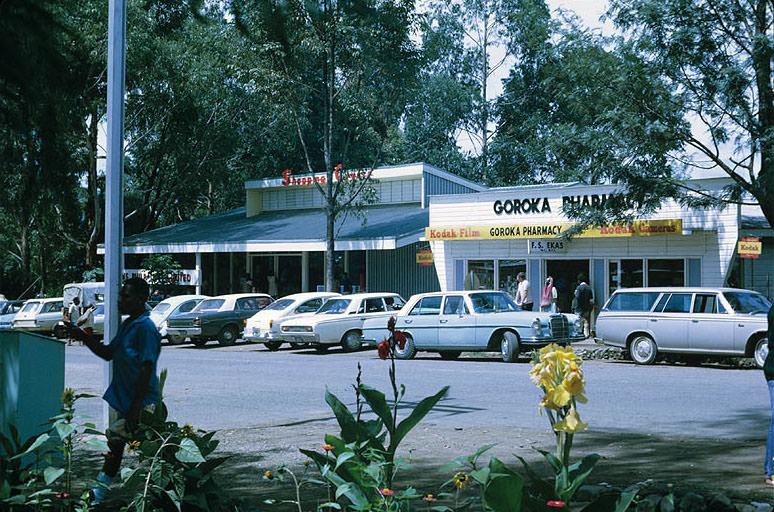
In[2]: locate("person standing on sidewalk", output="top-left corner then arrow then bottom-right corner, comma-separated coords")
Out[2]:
574,273 -> 594,338
65,277 -> 161,504
515,272 -> 534,311
763,304 -> 774,485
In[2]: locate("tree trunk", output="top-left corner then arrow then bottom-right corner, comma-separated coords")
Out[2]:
85,108 -> 101,268
480,2 -> 489,183
323,0 -> 338,292
753,0 -> 774,231
326,200 -> 336,292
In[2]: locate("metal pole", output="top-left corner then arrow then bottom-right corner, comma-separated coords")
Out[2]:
103,0 -> 127,430
195,253 -> 202,294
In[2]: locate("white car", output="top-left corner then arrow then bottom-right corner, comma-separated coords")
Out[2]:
279,293 -> 405,352
361,290 -> 585,362
149,295 -> 208,343
244,292 -> 340,350
12,298 -> 64,335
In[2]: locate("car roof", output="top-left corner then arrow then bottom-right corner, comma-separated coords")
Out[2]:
157,295 -> 208,305
340,292 -> 401,299
209,293 -> 272,300
610,287 -> 762,294
277,292 -> 340,301
24,297 -> 63,303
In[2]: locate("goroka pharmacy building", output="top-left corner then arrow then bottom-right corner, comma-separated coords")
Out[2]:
111,164 -> 771,307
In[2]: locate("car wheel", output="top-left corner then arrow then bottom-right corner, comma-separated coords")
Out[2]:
265,341 -> 282,351
315,344 -> 329,354
629,335 -> 657,365
439,350 -> 461,360
168,335 -> 186,345
217,325 -> 239,346
394,334 -> 417,360
754,337 -> 769,369
501,331 -> 520,363
289,342 -> 308,349
192,338 -> 207,348
341,331 -> 362,352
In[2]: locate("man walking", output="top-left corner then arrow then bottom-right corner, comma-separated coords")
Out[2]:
66,277 -> 161,504
574,273 -> 595,338
515,272 -> 534,311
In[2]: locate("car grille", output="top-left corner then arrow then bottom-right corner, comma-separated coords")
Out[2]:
168,318 -> 195,328
549,315 -> 569,338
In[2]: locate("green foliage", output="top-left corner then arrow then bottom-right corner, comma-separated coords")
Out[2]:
140,255 -> 182,295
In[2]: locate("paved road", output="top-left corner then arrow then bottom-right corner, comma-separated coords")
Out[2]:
65,340 -> 769,441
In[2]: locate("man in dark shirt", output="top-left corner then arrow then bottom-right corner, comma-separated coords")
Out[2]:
66,277 -> 161,504
574,273 -> 595,338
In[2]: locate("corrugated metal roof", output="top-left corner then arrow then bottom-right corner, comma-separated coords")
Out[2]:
123,203 -> 428,246
740,204 -> 770,230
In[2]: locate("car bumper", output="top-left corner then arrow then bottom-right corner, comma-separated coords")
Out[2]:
519,335 -> 586,345
167,327 -> 202,337
280,332 -> 319,344
244,329 -> 281,342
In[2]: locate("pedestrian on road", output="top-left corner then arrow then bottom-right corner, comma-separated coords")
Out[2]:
515,272 -> 533,311
77,303 -> 96,337
342,272 -> 352,294
65,277 -> 161,504
763,304 -> 774,485
540,276 -> 558,313
67,296 -> 81,323
574,273 -> 595,338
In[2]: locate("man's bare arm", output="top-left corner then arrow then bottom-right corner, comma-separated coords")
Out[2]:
66,323 -> 112,361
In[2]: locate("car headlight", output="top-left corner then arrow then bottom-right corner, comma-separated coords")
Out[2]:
532,319 -> 542,335
573,317 -> 583,334
194,317 -> 200,326
305,326 -> 313,332
281,326 -> 289,332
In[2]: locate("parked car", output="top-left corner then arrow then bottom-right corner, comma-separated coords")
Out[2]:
244,292 -> 340,350
596,287 -> 772,367
149,295 -> 208,344
0,300 -> 25,329
361,290 -> 585,362
279,293 -> 405,352
12,298 -> 65,335
166,293 -> 274,347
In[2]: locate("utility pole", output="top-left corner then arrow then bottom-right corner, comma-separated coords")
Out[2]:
103,0 -> 126,429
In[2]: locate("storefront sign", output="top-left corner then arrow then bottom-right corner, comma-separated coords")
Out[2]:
738,237 -> 762,258
493,194 -> 623,216
280,167 -> 370,187
425,219 -> 683,240
123,269 -> 201,286
416,249 -> 434,266
528,239 -> 568,254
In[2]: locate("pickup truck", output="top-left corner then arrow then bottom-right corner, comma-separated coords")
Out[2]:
166,293 -> 273,347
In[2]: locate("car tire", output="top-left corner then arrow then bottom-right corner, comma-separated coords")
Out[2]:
629,335 -> 657,365
168,335 -> 186,345
394,334 -> 417,360
501,331 -> 520,363
217,325 -> 239,346
754,337 -> 769,369
192,338 -> 207,348
315,344 -> 329,354
439,350 -> 461,360
341,331 -> 362,352
265,341 -> 282,351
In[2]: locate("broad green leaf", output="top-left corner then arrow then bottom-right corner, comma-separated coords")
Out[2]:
325,390 -> 361,442
390,386 -> 448,453
55,422 -> 77,440
534,448 -> 562,474
359,385 -> 394,433
43,467 -> 64,485
11,434 -> 50,459
514,455 -> 554,499
335,451 -> 356,469
579,489 -> 636,512
175,437 -> 205,463
85,437 -> 109,452
562,453 -> 600,501
470,467 -> 490,485
469,443 -> 497,465
483,473 -> 523,512
319,502 -> 342,510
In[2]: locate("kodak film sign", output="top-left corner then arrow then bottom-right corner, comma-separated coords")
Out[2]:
425,219 -> 683,241
738,237 -> 762,258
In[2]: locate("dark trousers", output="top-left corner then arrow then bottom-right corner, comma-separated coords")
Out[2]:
521,302 -> 534,311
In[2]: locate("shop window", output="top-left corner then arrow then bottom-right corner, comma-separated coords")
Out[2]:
465,260 -> 494,290
647,259 -> 684,287
497,259 -> 525,297
621,259 -> 643,288
608,261 -> 619,297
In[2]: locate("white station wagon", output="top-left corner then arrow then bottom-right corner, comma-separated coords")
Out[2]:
361,290 -> 585,362
279,293 -> 405,352
244,292 -> 340,350
596,287 -> 772,366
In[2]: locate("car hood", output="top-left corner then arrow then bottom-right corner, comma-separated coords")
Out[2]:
281,313 -> 346,327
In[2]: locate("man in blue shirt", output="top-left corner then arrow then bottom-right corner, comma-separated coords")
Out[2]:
66,277 -> 161,504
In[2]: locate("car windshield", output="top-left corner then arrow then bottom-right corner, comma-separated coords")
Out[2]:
20,302 -> 41,314
195,299 -> 224,312
317,299 -> 351,314
263,299 -> 294,311
723,291 -> 771,315
469,292 -> 519,313
151,303 -> 171,315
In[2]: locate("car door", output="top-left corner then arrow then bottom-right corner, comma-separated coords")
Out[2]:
39,301 -> 63,331
689,293 -> 735,353
399,296 -> 441,347
648,293 -> 691,350
437,295 -> 475,348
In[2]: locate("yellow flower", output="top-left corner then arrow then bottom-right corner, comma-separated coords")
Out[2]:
546,384 -> 572,408
181,424 -> 194,437
563,367 -> 585,396
264,470 -> 273,480
553,405 -> 588,434
453,471 -> 469,489
61,388 -> 75,408
127,440 -> 141,452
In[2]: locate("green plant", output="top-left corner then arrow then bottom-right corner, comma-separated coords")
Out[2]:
140,255 -> 182,296
117,370 -> 232,512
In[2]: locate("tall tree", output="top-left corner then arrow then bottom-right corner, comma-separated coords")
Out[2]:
239,0 -> 421,291
604,0 -> 774,229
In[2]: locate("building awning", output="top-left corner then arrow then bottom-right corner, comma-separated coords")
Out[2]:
99,203 -> 428,254
740,204 -> 772,237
